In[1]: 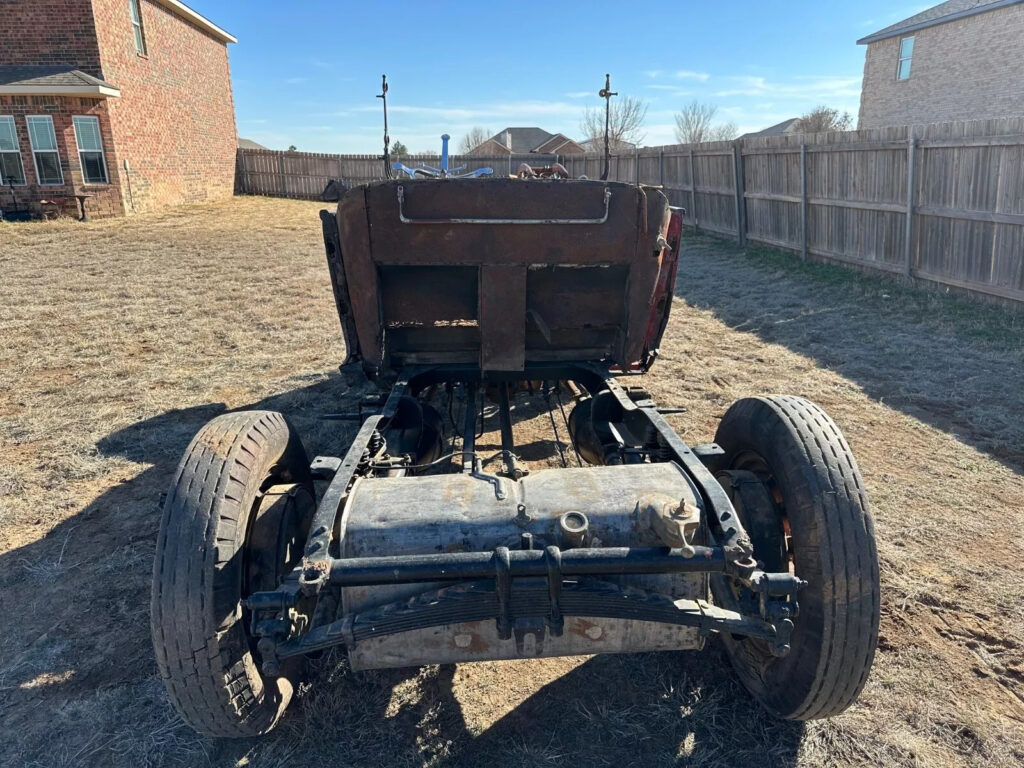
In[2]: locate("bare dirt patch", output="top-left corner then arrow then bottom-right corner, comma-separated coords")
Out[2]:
1,199 -> 1022,767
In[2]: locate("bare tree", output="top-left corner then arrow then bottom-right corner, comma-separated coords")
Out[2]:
792,106 -> 853,134
459,126 -> 493,153
673,101 -> 737,144
580,95 -> 648,151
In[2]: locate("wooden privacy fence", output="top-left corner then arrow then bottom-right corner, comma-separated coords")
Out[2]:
236,116 -> 1024,305
235,150 -> 558,199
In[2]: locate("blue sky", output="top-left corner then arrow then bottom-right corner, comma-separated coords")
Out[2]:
200,0 -> 933,153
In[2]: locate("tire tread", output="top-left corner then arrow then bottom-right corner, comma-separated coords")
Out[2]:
151,411 -> 303,737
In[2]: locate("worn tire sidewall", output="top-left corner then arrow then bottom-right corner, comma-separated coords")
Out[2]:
713,397 -> 839,718
152,411 -> 311,736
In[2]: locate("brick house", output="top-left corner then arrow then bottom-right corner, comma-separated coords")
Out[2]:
466,127 -> 586,156
857,0 -> 1024,129
0,0 -> 236,219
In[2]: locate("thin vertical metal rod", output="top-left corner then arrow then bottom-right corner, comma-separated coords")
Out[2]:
800,142 -> 808,262
497,382 -> 517,478
462,383 -> 477,472
904,135 -> 917,277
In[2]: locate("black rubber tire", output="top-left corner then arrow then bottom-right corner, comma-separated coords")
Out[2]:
711,395 -> 880,720
151,411 -> 314,738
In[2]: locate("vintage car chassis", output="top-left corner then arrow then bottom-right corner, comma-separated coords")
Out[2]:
244,361 -> 805,675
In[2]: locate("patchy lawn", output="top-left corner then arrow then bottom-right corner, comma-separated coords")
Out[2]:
0,197 -> 1022,767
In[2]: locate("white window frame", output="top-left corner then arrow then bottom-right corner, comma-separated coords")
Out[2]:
0,115 -> 27,186
897,36 -> 914,81
72,116 -> 109,185
26,115 -> 64,186
130,0 -> 147,56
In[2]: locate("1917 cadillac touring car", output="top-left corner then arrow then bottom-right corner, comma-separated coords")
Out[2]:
151,151 -> 879,737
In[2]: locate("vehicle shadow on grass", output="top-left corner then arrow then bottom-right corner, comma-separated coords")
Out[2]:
674,234 -> 1024,475
437,650 -> 804,768
0,371 -> 805,766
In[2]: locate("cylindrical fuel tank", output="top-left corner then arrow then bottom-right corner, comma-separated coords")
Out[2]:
339,462 -> 708,669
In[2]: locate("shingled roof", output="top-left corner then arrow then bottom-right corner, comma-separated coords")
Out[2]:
0,66 -> 120,97
739,118 -> 800,139
857,0 -> 1024,44
486,127 -> 555,153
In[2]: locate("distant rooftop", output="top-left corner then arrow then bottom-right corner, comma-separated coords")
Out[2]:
739,117 -> 800,139
486,127 -> 556,153
857,0 -> 1024,44
238,137 -> 268,150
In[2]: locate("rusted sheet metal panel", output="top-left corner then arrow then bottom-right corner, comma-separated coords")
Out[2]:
479,265 -> 526,371
362,179 -> 661,267
335,188 -> 383,371
334,178 -> 672,371
348,617 -> 703,670
380,265 -> 477,324
526,265 -> 627,329
320,210 -> 361,363
623,195 -> 673,367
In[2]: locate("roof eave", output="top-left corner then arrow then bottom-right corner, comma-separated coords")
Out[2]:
152,0 -> 237,44
857,0 -> 1024,44
0,84 -> 121,98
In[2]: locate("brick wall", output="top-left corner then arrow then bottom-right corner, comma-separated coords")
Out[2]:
0,95 -> 124,218
0,0 -> 102,77
92,0 -> 237,213
858,5 -> 1024,128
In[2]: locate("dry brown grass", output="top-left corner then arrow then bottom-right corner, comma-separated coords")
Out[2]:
1,197 -> 1022,767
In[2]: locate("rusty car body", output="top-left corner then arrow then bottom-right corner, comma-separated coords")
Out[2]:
151,173 -> 880,737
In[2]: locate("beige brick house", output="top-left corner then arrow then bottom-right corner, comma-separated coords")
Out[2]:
857,0 -> 1024,129
0,0 -> 236,219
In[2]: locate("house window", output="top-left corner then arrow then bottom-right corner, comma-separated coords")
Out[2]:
130,0 -> 147,55
26,115 -> 64,186
0,116 -> 27,185
73,116 -> 109,184
897,36 -> 914,80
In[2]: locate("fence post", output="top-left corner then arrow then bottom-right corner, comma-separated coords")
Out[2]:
688,148 -> 697,230
235,148 -> 246,195
904,135 -> 917,277
634,146 -> 640,185
278,152 -> 287,198
658,150 -> 664,187
800,142 -> 808,261
732,142 -> 746,246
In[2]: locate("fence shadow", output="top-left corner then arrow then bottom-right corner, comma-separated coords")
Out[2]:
674,234 -> 1024,475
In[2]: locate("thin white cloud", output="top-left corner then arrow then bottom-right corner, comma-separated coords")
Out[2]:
713,75 -> 860,100
673,70 -> 710,82
645,69 -> 710,81
352,100 -> 584,122
645,84 -> 692,96
565,91 -> 592,99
